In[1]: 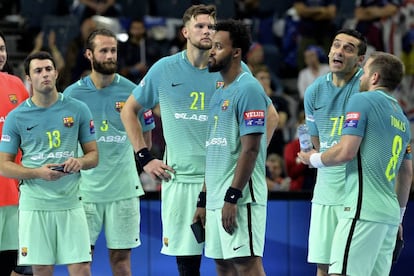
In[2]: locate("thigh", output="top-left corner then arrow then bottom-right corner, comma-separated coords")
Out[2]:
161,181 -> 204,256
0,206 -> 19,250
18,210 -> 55,265
104,197 -> 140,249
55,208 -> 92,264
308,204 -> 341,264
329,219 -> 396,276
82,201 -> 104,246
205,204 -> 266,260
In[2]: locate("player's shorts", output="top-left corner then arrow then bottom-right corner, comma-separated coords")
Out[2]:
161,180 -> 204,256
0,205 -> 18,250
18,208 -> 91,265
205,203 -> 266,260
308,203 -> 342,264
83,197 -> 140,249
329,218 -> 397,276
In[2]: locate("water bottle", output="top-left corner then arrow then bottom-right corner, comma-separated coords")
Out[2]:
297,124 -> 312,152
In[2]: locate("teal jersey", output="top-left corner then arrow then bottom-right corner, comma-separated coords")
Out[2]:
304,69 -> 363,205
205,72 -> 270,210
64,74 -> 154,202
0,94 -> 96,211
341,91 -> 412,226
132,51 -> 250,183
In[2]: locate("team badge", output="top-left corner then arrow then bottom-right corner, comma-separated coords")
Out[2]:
115,101 -> 125,112
407,144 -> 412,154
344,112 -> 360,128
221,100 -> 229,110
21,247 -> 28,257
8,94 -> 18,104
243,110 -> 265,126
63,116 -> 74,128
216,81 -> 224,89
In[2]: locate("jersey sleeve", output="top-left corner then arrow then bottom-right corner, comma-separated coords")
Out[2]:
342,93 -> 367,138
132,61 -> 163,109
237,82 -> 267,136
77,102 -> 97,144
0,111 -> 20,155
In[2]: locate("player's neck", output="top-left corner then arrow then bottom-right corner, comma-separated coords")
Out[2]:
186,46 -> 209,69
90,71 -> 115,89
332,67 -> 360,87
31,90 -> 59,107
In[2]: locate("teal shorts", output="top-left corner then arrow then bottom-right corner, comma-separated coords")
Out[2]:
329,218 -> 397,276
161,180 -> 204,256
205,203 -> 266,260
308,203 -> 342,264
0,205 -> 18,250
18,208 -> 91,265
83,197 -> 141,249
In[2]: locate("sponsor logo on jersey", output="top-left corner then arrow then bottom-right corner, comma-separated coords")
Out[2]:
221,100 -> 229,110
243,110 -> 265,126
144,109 -> 154,125
115,101 -> 125,112
8,94 -> 18,104
216,81 -> 224,89
63,116 -> 74,128
174,113 -> 208,122
206,137 -> 227,147
344,112 -> 360,128
1,134 -> 10,142
89,120 -> 95,134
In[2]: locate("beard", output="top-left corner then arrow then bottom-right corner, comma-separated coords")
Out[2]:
92,56 -> 117,75
208,54 -> 232,73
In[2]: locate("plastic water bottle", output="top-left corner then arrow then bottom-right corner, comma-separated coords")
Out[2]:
297,124 -> 312,152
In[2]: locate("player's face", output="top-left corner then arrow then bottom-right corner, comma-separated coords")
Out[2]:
88,35 -> 117,75
0,36 -> 7,71
328,33 -> 361,74
208,31 -> 234,72
183,14 -> 215,50
27,59 -> 58,94
359,57 -> 373,92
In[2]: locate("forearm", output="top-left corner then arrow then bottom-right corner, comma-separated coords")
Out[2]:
266,104 -> 279,147
0,160 -> 39,179
121,97 -> 148,152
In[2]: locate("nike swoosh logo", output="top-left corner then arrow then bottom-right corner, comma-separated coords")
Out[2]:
138,152 -> 144,158
233,245 -> 245,251
329,261 -> 337,266
314,106 -> 325,111
171,83 -> 183,87
26,125 -> 38,131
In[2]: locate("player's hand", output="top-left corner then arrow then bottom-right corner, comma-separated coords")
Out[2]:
143,159 -> 175,182
222,202 -> 237,235
297,149 -> 317,165
40,164 -> 68,181
193,206 -> 206,227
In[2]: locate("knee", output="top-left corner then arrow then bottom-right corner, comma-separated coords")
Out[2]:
176,255 -> 202,276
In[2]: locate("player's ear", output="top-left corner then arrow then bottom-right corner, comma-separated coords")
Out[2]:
233,48 -> 241,58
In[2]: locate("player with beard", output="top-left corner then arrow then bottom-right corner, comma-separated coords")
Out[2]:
121,4 -> 278,275
64,29 -> 155,276
200,19 -> 272,275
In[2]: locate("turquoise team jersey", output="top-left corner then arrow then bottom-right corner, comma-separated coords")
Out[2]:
132,50 -> 250,183
64,74 -> 154,202
0,94 -> 96,210
341,90 -> 412,226
304,69 -> 363,205
205,72 -> 270,210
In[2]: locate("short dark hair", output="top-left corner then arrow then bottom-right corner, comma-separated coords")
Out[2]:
214,19 -> 251,58
85,28 -> 117,51
182,4 -> 216,26
335,28 -> 367,56
24,51 -> 56,76
368,51 -> 404,91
